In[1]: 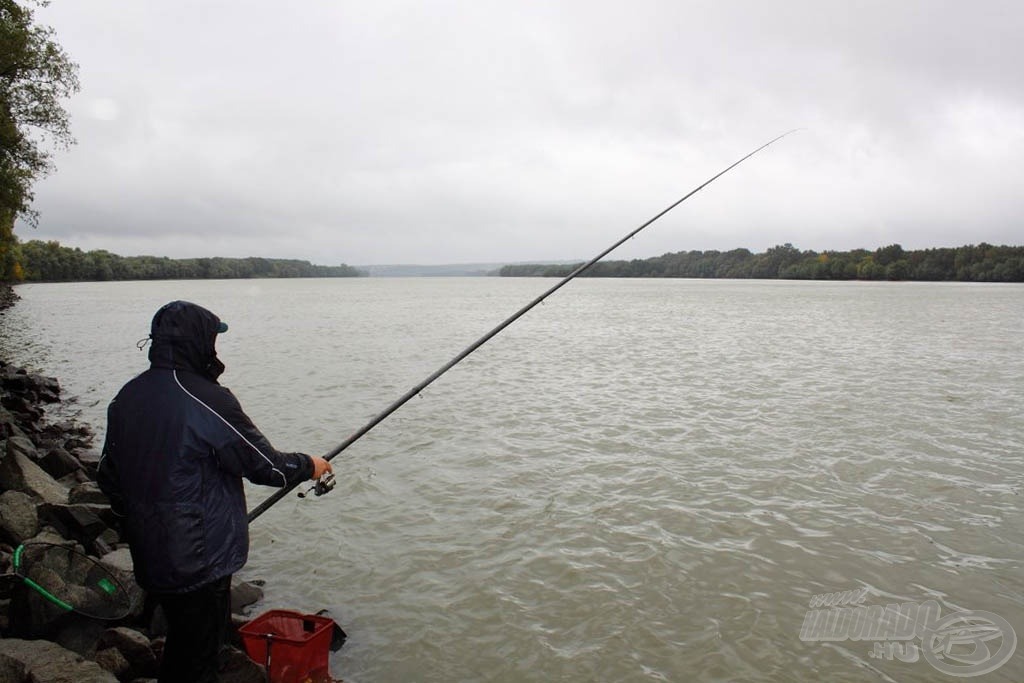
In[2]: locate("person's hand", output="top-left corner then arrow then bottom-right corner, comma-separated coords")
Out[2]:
311,456 -> 332,480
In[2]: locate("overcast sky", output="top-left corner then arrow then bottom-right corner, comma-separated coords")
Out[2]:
22,0 -> 1024,266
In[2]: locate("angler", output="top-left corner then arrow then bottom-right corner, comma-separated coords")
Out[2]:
98,300 -> 332,683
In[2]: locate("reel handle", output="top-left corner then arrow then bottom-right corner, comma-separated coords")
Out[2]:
297,472 -> 336,499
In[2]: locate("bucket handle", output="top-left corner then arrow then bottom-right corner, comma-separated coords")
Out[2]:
261,633 -> 275,673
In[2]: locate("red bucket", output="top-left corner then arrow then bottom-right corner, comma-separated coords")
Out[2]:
239,610 -> 335,683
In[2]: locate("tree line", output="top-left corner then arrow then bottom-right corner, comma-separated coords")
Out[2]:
1,0 -> 80,280
498,243 -> 1024,282
14,240 -> 364,281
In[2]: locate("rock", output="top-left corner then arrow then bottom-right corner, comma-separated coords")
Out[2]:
52,615 -> 108,658
5,436 -> 37,462
0,491 -> 39,545
74,449 -> 102,475
89,529 -> 118,558
38,504 -> 109,546
0,367 -> 29,394
63,437 -> 90,452
69,482 -> 109,506
0,451 -> 69,505
0,638 -> 118,683
58,469 -> 92,488
0,652 -> 27,683
26,527 -> 71,546
230,578 -> 265,613
41,421 -> 91,441
0,396 -> 42,425
218,645 -> 268,683
93,647 -> 130,678
0,408 -> 27,441
25,564 -> 69,598
99,547 -> 133,574
97,627 -> 157,680
29,374 -> 60,404
39,447 -> 83,479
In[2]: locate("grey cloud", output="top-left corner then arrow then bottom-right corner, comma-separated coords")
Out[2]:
21,0 -> 1024,264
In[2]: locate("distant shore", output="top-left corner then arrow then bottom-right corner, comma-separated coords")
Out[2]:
7,240 -> 1023,285
12,241 -> 366,283
498,242 -> 1024,282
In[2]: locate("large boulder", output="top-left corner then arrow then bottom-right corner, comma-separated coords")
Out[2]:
24,527 -> 70,546
39,447 -> 83,480
98,548 -> 133,575
0,638 -> 117,682
68,482 -> 109,506
92,646 -> 130,679
4,437 -> 37,462
218,645 -> 269,683
51,615 -> 108,658
0,651 -> 26,683
230,578 -> 265,614
37,504 -> 112,548
0,396 -> 42,425
0,407 -> 27,441
0,366 -> 30,394
0,450 -> 69,505
0,491 -> 39,545
0,369 -> 60,406
97,627 -> 158,680
73,449 -> 102,476
28,374 -> 61,404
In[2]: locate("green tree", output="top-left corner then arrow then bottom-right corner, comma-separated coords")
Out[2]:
1,0 -> 79,279
497,243 -> 1024,283
885,259 -> 910,280
874,243 -> 905,267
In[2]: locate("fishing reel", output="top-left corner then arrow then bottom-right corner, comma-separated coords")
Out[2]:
298,472 -> 336,499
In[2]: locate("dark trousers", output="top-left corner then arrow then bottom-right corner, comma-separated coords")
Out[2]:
157,575 -> 232,683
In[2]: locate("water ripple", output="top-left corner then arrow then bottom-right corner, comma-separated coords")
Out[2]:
4,278 -> 1023,682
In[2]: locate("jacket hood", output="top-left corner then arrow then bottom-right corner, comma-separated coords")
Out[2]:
147,300 -> 227,381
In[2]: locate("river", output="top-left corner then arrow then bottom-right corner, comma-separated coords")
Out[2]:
3,277 -> 1022,682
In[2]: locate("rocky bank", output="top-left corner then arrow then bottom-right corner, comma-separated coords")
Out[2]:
0,285 -> 274,683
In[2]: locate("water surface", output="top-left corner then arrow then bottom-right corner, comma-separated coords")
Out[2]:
4,278 -> 1023,682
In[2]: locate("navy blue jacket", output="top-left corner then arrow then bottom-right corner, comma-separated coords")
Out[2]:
98,301 -> 313,593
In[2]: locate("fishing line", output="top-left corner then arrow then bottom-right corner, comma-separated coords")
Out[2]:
247,130 -> 798,523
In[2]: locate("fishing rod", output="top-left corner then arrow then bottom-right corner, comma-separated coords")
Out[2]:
247,130 -> 798,523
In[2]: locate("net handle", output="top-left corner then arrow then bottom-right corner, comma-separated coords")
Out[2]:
13,544 -> 74,612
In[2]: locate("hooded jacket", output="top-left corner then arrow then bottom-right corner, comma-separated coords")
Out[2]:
98,301 -> 314,593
